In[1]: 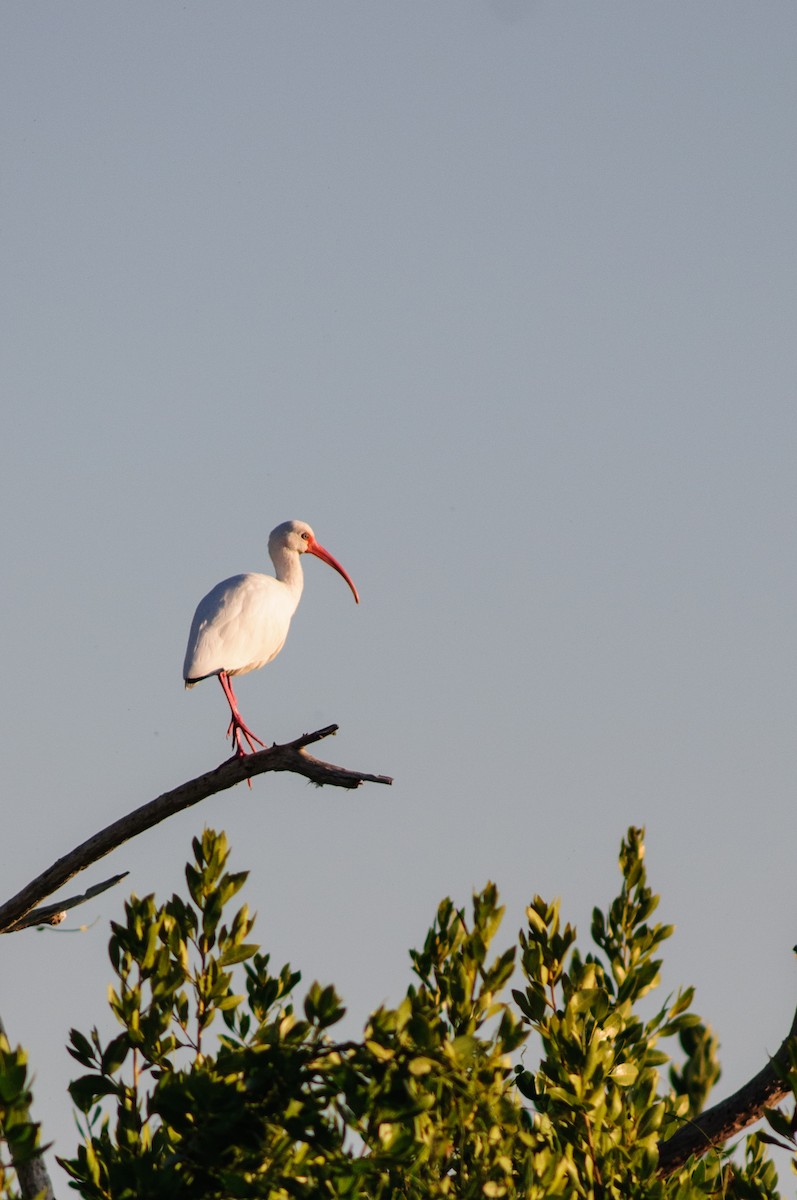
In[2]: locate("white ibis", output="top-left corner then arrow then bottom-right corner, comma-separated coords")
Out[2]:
183,520 -> 359,757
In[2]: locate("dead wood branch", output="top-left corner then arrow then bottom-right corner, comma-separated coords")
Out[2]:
8,872 -> 130,933
0,725 -> 391,936
659,1005 -> 797,1174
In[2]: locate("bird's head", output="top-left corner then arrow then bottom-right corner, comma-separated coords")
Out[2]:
269,520 -> 360,603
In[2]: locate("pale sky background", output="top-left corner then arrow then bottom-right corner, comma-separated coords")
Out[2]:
2,1 -> 797,1183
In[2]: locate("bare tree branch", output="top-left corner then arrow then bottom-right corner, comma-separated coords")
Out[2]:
7,872 -> 130,933
0,725 -> 391,936
659,1006 -> 797,1174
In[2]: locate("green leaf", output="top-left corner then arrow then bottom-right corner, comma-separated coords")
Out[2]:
569,988 -> 609,1018
100,1033 -> 130,1076
365,1040 -> 394,1062
67,1029 -> 96,1069
68,1074 -> 121,1113
609,1062 -> 638,1087
408,1056 -> 436,1076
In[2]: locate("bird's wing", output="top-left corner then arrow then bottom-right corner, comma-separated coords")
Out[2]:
183,573 -> 293,682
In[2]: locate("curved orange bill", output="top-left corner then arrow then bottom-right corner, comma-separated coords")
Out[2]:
307,540 -> 360,603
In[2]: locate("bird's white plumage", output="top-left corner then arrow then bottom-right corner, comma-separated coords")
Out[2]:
183,571 -> 301,683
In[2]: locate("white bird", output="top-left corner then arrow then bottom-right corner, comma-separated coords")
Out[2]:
183,520 -> 359,757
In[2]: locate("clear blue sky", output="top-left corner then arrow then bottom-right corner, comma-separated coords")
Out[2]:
2,2 -> 797,1177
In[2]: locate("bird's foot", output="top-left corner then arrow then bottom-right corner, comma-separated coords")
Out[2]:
226,715 -> 266,757
226,717 -> 266,789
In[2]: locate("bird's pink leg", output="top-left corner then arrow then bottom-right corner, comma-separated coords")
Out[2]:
217,671 -> 266,758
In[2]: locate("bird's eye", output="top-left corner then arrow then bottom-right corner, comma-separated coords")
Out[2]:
301,531 -> 310,540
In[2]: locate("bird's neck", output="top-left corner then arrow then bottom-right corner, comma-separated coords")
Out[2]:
271,548 -> 305,602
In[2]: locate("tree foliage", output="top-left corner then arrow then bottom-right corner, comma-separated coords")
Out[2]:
0,1036 -> 46,1200
2,826 -> 795,1198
